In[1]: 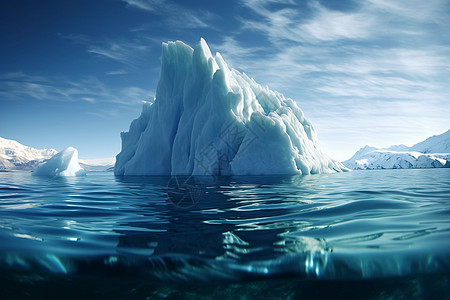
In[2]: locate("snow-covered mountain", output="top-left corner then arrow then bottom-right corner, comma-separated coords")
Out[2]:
0,137 -> 115,172
0,137 -> 57,171
79,157 -> 115,172
409,130 -> 450,153
115,39 -> 347,176
343,130 -> 450,170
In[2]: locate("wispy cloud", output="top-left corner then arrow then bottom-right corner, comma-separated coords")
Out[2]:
240,1 -> 373,43
123,0 -> 162,12
213,0 -> 450,159
239,0 -> 450,43
0,72 -> 154,108
122,0 -> 214,29
60,34 -> 151,67
59,1 -> 217,72
106,70 -> 128,75
300,2 -> 373,42
60,0 -> 216,67
87,41 -> 149,67
0,72 -> 73,102
366,0 -> 449,23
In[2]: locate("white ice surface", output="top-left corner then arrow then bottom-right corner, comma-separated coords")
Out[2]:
115,39 -> 347,176
33,147 -> 86,177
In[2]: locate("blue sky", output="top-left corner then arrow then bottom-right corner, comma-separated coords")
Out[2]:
1,0 -> 449,160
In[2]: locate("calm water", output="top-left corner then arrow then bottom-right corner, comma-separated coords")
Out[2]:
0,169 -> 449,299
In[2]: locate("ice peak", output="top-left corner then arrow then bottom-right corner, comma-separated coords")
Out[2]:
115,39 -> 347,176
190,38 -> 218,78
199,38 -> 213,60
33,147 -> 86,177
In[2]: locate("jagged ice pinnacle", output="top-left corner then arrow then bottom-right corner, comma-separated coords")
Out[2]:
115,39 -> 346,176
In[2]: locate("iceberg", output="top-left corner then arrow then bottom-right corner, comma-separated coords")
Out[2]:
33,147 -> 86,177
115,39 -> 347,176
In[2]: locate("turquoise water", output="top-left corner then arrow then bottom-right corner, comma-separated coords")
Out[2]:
0,169 -> 449,299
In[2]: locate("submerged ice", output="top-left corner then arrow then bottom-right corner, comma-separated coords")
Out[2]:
33,147 -> 86,177
115,39 -> 346,176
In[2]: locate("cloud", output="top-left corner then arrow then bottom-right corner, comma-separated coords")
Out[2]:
300,2 -> 373,42
366,0 -> 449,23
214,0 -> 450,159
239,0 -> 450,43
122,0 -> 213,29
0,72 -> 154,108
106,70 -> 128,75
239,1 -> 372,44
60,1 -> 216,67
60,34 -> 152,67
87,42 -> 148,67
228,0 -> 450,101
0,72 -> 72,102
123,0 -> 162,12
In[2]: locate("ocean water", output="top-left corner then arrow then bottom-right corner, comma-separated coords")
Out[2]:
0,169 -> 449,299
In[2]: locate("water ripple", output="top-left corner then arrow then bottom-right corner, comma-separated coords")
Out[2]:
0,169 -> 449,282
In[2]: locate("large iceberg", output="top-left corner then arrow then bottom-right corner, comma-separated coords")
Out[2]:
115,39 -> 346,176
33,147 -> 86,177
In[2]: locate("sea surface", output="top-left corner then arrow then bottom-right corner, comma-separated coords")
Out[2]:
0,169 -> 449,299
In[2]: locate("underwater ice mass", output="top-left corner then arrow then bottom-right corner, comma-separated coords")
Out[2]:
115,39 -> 346,176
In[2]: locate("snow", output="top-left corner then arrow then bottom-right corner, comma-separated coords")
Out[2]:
115,39 -> 347,176
79,157 -> 116,172
79,157 -> 116,166
409,129 -> 450,153
0,136 -> 114,173
0,137 -> 57,171
344,150 -> 448,170
343,130 -> 450,170
33,147 -> 86,177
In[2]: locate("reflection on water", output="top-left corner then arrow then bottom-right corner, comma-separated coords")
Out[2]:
0,170 -> 449,288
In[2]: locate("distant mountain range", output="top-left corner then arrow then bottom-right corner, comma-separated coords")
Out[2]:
0,137 -> 114,172
3,131 -> 449,173
0,137 -> 57,171
343,130 -> 450,170
79,158 -> 115,172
